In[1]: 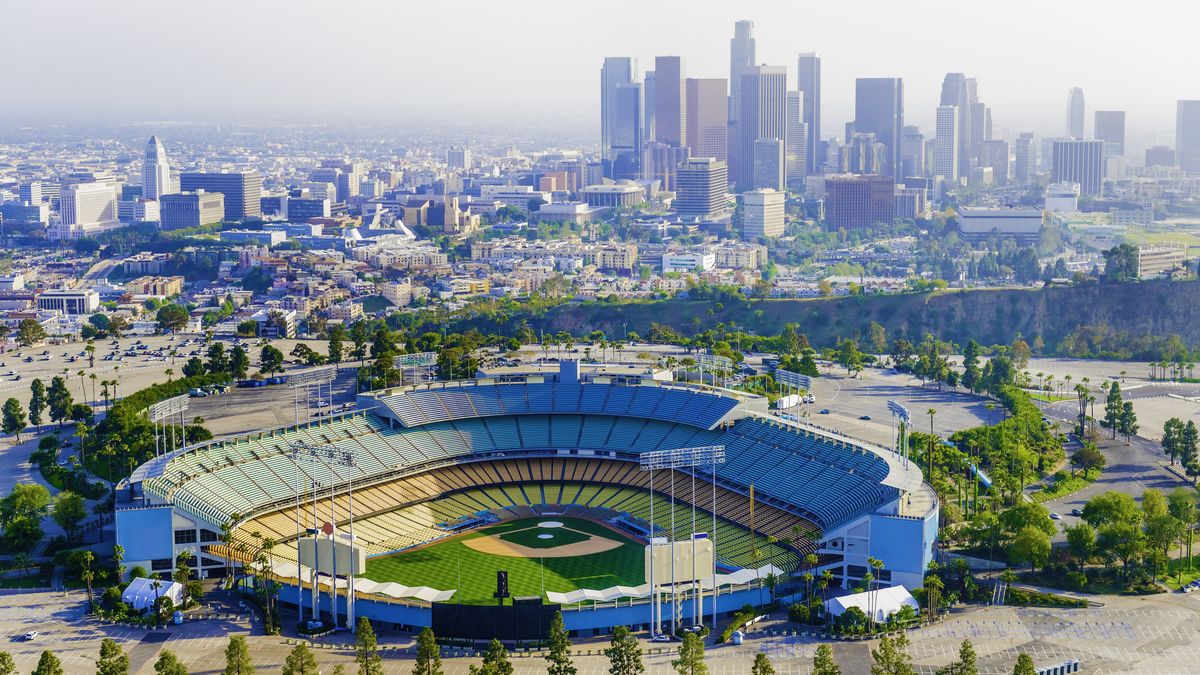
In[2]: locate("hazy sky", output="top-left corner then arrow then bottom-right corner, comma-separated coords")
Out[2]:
5,0 -> 1191,145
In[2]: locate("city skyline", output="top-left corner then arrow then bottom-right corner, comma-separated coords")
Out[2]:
3,0 -> 1192,146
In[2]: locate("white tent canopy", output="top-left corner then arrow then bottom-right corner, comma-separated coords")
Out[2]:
122,577 -> 184,611
823,585 -> 919,623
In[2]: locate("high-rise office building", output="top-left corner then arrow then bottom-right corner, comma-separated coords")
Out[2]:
54,182 -> 119,240
934,105 -> 960,185
1014,133 -> 1036,184
447,146 -> 473,169
978,140 -> 1010,186
742,188 -> 785,239
601,57 -> 637,168
685,78 -> 728,162
19,182 -> 42,204
1094,111 -> 1126,156
842,133 -> 886,175
643,71 -> 656,143
318,159 -> 365,202
179,170 -> 263,220
160,190 -> 225,230
752,138 -> 785,190
901,126 -> 925,178
728,20 -> 755,125
1052,139 -> 1104,195
735,65 -> 787,190
1178,100 -> 1200,173
675,158 -> 729,220
853,78 -> 904,177
610,82 -> 644,180
641,142 -> 689,191
940,73 -> 971,175
1067,87 -> 1086,138
785,91 -> 808,189
824,174 -> 895,230
654,56 -> 686,148
1145,146 -> 1176,168
142,136 -> 171,200
796,53 -> 821,174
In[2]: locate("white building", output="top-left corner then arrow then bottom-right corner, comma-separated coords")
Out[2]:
37,288 -> 101,314
1045,182 -> 1080,213
143,136 -> 172,200
934,105 -> 959,186
661,251 -> 716,273
742,188 -> 786,240
957,207 -> 1043,244
53,183 -> 120,240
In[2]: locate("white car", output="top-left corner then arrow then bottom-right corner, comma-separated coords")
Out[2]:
1050,513 -> 1062,520
21,631 -> 38,641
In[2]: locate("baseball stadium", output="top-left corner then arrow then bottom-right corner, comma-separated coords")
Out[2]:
115,361 -> 937,638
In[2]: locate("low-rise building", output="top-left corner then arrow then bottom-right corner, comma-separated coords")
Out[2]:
221,230 -> 286,246
37,288 -> 101,315
1138,245 -> 1186,278
957,207 -> 1043,245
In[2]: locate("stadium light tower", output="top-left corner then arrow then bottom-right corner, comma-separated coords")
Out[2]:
290,440 -> 358,631
639,445 -> 725,635
289,366 -> 337,425
148,394 -> 189,459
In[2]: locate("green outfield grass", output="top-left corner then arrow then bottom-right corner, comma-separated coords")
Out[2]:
362,517 -> 646,603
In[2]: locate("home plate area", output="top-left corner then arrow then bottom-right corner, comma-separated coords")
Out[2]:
463,519 -> 624,557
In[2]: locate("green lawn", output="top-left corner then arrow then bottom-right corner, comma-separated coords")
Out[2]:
362,517 -> 646,603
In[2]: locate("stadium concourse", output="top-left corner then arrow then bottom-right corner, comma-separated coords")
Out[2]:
114,361 -> 937,637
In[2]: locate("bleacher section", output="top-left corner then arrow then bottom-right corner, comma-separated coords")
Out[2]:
237,457 -> 802,572
141,386 -> 898,541
377,381 -> 739,431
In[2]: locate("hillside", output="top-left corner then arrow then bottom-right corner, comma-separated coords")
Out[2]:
455,279 -> 1200,353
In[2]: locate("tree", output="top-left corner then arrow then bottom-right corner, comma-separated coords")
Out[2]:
52,490 -> 86,540
229,346 -> 250,380
181,357 -> 205,378
1102,243 -> 1139,282
156,304 -> 190,333
1102,382 -> 1123,438
1070,443 -> 1106,478
28,379 -> 46,429
836,339 -> 863,375
355,616 -> 383,675
961,340 -> 982,392
47,376 -> 72,426
1,398 -> 26,443
207,343 -> 229,374
1,482 -> 51,525
97,638 -> 130,675
870,633 -> 915,675
1064,522 -> 1096,570
32,651 -> 63,675
412,626 -> 442,675
328,324 -> 346,367
223,634 -> 255,667
672,633 -> 707,675
281,644 -> 318,675
1164,417 -> 1186,464
154,650 -> 188,675
812,644 -> 841,675
751,653 -> 775,675
0,651 -> 14,675
16,318 -> 47,348
260,346 -> 284,375
1009,526 -> 1051,571
604,625 -> 644,675
1082,491 -> 1143,528
1118,401 -> 1138,441
1011,653 -> 1036,675
469,640 -> 512,675
546,611 -> 576,675
935,640 -> 978,675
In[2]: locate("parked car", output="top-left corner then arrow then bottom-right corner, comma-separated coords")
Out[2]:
21,631 -> 38,641
818,409 -> 830,414
1050,512 -> 1062,520
859,414 -> 872,420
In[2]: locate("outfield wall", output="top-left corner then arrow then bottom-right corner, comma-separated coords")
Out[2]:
274,581 -> 765,638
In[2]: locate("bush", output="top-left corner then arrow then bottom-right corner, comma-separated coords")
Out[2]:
788,602 -> 810,624
718,604 -> 759,643
1005,587 -> 1087,608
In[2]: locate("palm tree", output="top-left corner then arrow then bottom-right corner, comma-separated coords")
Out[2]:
76,369 -> 86,404
926,408 -> 937,484
88,373 -> 97,406
164,368 -> 174,383
85,341 -> 95,368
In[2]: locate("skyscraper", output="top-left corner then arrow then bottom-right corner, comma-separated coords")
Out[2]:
901,126 -> 925,178
742,188 -> 785,239
1067,87 -> 1086,138
1177,100 -> 1200,173
796,53 -> 821,174
643,70 -> 656,143
785,91 -> 808,189
685,78 -> 728,162
675,158 -> 729,220
601,57 -> 637,168
142,136 -> 171,200
179,170 -> 263,220
654,56 -> 686,148
735,65 -> 787,190
978,140 -> 1010,186
728,20 -> 755,125
854,78 -> 904,177
824,174 -> 895,230
939,73 -> 971,175
1014,133 -> 1036,184
1094,111 -> 1126,156
1052,139 -> 1104,195
752,138 -> 785,190
934,105 -> 960,185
